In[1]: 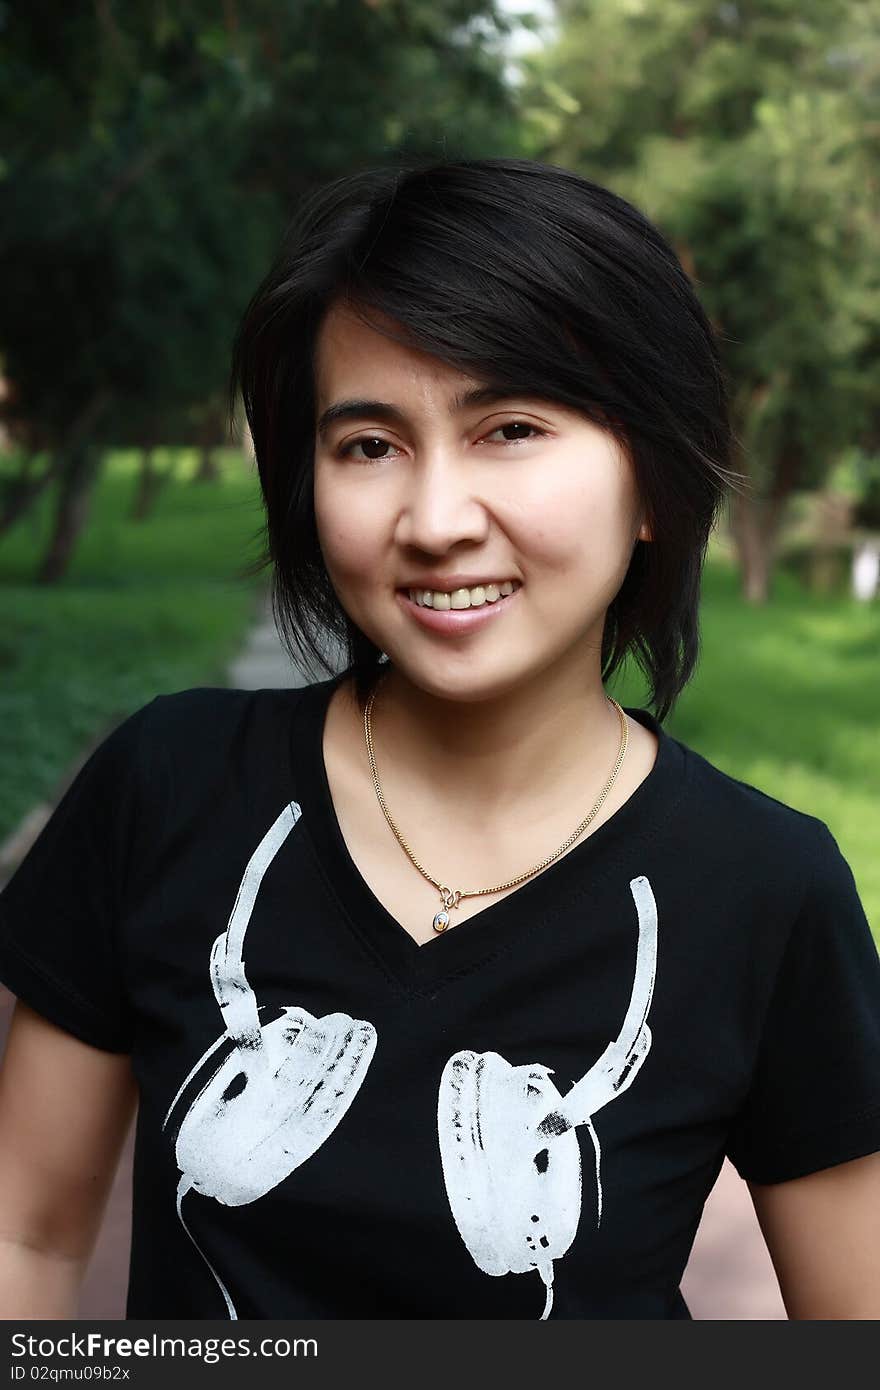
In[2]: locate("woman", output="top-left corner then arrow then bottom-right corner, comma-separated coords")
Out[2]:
1,158 -> 878,1320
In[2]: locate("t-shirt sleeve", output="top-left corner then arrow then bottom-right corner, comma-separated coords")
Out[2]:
0,700 -> 157,1053
725,820 -> 880,1184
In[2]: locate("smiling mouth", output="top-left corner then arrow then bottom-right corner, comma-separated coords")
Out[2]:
399,580 -> 522,611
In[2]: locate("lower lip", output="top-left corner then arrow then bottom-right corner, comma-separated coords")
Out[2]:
396,586 -> 522,635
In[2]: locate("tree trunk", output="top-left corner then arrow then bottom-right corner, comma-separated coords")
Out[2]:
129,446 -> 167,520
726,393 -> 804,602
36,443 -> 102,583
729,490 -> 773,602
0,388 -> 110,538
0,453 -> 65,537
727,486 -> 792,603
193,444 -> 220,483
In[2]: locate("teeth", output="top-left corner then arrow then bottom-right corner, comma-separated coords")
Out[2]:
408,580 -> 518,610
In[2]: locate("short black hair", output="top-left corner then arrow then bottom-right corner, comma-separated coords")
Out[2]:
230,157 -> 743,721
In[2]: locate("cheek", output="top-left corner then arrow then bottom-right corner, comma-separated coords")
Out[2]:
313,469 -> 382,582
510,466 -> 633,579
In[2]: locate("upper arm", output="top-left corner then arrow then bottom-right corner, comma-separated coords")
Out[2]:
748,1151 -> 880,1319
0,998 -> 137,1264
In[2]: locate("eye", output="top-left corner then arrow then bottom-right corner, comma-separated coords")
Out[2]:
481,421 -> 548,445
335,420 -> 547,464
336,435 -> 402,463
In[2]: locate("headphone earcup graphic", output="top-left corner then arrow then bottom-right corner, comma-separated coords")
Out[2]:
162,798 -> 379,1318
437,1050 -> 582,1302
170,1000 -> 377,1204
437,874 -> 658,1320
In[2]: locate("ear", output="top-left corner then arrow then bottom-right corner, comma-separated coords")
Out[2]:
637,520 -> 652,543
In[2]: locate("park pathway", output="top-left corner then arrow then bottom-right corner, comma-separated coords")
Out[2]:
0,592 -> 785,1319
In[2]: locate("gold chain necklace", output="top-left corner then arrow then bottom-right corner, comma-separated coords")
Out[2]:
363,670 -> 629,934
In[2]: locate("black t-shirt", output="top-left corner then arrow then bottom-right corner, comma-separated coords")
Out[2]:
1,670 -> 879,1320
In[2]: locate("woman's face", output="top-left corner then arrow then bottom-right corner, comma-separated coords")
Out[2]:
312,301 -> 651,702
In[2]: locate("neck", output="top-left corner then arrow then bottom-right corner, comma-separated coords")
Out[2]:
360,661 -> 625,829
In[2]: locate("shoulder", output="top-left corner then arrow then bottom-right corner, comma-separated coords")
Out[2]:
135,684 -> 308,739
665,733 -> 873,977
112,684 -> 312,792
668,729 -> 835,872
142,685 -> 255,728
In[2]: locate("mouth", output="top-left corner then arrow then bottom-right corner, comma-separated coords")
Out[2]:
395,581 -> 523,636
397,580 -> 522,611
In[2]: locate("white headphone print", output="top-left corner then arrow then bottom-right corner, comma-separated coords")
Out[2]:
161,800 -> 378,1317
161,800 -> 657,1320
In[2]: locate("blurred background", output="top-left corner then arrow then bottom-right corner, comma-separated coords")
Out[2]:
0,0 -> 878,1320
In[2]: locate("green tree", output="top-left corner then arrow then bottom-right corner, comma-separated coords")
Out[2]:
0,0 -> 524,578
522,0 -> 880,600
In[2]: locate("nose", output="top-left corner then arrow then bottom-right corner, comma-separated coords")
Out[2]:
394,451 -> 489,554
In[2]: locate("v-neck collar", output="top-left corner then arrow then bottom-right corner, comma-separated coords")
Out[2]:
290,668 -> 687,991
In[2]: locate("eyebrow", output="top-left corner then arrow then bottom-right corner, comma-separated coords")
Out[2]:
315,386 -> 541,439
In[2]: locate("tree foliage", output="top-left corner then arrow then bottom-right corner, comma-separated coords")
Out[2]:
0,0 -> 523,574
522,0 -> 880,598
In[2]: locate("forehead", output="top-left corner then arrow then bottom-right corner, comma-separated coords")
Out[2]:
310,301 -> 616,448
313,301 -> 477,405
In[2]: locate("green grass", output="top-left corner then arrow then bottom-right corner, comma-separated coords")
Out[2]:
607,547 -> 880,938
0,448 -> 268,845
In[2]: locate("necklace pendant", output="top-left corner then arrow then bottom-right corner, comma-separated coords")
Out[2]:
434,886 -> 460,932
